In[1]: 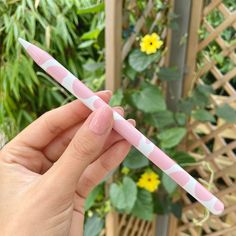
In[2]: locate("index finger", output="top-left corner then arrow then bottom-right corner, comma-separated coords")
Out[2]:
9,90 -> 112,149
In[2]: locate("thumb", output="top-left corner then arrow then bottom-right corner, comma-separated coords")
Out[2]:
46,105 -> 113,191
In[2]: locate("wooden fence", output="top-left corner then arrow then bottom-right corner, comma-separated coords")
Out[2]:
172,0 -> 236,235
104,0 -> 236,235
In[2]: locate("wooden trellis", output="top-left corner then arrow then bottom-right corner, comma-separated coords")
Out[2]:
104,0 -> 172,235
100,213 -> 156,236
170,0 -> 236,235
104,0 -> 236,235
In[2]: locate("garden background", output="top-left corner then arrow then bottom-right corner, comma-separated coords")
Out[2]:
0,0 -> 236,235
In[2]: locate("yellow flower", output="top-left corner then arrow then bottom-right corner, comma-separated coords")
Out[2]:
140,33 -> 163,55
121,167 -> 130,175
137,170 -> 160,192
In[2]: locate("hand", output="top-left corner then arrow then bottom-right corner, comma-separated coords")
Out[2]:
0,90 -> 135,236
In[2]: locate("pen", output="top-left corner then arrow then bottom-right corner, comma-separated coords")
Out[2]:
18,38 -> 224,215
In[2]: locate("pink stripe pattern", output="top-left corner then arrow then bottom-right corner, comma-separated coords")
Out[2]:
18,38 -> 224,215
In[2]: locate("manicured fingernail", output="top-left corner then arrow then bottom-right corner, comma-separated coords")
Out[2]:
128,119 -> 136,126
89,106 -> 113,135
113,106 -> 124,116
104,90 -> 112,97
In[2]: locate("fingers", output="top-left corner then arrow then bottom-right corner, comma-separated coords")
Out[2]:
43,107 -> 125,163
75,131 -> 134,199
69,210 -> 84,236
45,106 -> 114,192
10,90 -> 112,150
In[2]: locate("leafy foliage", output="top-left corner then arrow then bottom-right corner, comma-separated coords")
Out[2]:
158,67 -> 181,81
0,0 -> 105,138
158,127 -> 186,149
77,2 -> 104,15
109,89 -> 123,107
216,104 -> 236,123
162,173 -> 177,195
129,49 -> 161,72
110,176 -> 137,213
145,110 -> 175,129
192,109 -> 215,122
85,183 -> 104,211
130,83 -> 166,113
84,214 -> 104,236
131,189 -> 154,221
123,148 -> 149,169
171,151 -> 196,167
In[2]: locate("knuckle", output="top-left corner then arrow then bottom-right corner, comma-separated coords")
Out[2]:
71,137 -> 98,159
74,195 -> 85,215
81,174 -> 97,190
99,158 -> 112,172
41,112 -> 64,135
61,136 -> 72,149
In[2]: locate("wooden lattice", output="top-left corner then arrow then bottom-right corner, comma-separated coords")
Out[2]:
104,0 -> 172,235
172,0 -> 236,235
102,212 -> 156,236
116,213 -> 155,236
104,0 -> 236,235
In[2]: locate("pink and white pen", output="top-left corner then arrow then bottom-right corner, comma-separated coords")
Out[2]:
18,38 -> 224,215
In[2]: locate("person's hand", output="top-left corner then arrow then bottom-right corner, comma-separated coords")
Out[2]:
0,90 -> 135,236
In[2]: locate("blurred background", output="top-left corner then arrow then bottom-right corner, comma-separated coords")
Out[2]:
0,0 -> 236,235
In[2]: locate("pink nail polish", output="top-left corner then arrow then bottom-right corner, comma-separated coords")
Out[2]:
89,106 -> 113,135
113,106 -> 124,116
128,119 -> 136,126
104,90 -> 112,97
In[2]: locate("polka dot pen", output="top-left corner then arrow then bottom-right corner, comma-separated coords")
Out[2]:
18,38 -> 224,215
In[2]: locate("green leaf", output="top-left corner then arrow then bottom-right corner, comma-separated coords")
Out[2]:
158,127 -> 186,148
191,84 -> 213,108
81,28 -> 101,40
154,194 -> 171,214
22,110 -> 34,123
131,189 -> 154,221
128,49 -> 161,72
110,176 -> 137,212
78,40 -> 95,48
77,2 -> 105,15
123,148 -> 149,169
168,12 -> 179,30
85,184 -> 103,211
97,29 -> 105,48
109,184 -> 125,210
192,109 -> 215,122
171,151 -> 196,167
171,202 -> 182,218
145,110 -> 175,129
213,54 -> 224,65
131,83 -> 166,113
162,173 -> 177,194
178,98 -> 194,115
109,89 -> 123,106
83,62 -> 105,72
124,64 -> 137,81
122,177 -> 137,212
84,215 -> 104,236
196,84 -> 214,94
158,67 -> 181,81
174,112 -> 187,126
216,104 -> 236,123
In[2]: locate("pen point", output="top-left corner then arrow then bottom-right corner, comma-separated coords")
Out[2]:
18,38 -> 30,49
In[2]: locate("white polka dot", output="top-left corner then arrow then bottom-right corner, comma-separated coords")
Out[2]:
62,74 -> 75,93
80,96 -> 98,111
138,136 -> 154,156
41,59 -> 60,70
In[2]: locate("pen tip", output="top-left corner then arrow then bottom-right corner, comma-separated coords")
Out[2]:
18,38 -> 31,49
